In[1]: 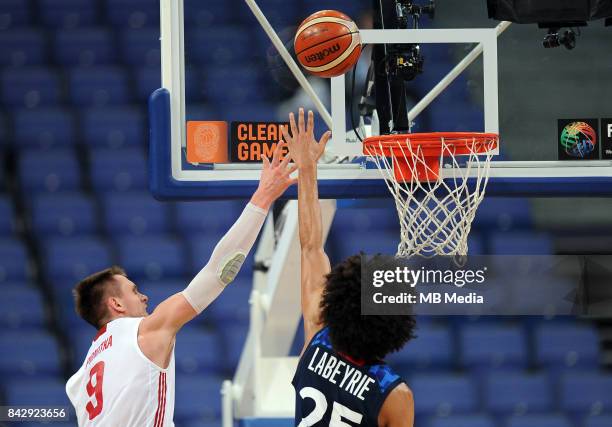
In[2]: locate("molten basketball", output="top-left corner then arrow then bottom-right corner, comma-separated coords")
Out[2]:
294,10 -> 362,78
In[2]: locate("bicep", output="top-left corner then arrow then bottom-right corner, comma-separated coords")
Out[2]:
301,248 -> 331,344
141,293 -> 198,337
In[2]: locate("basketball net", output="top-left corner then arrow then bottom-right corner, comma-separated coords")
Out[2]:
363,132 -> 498,258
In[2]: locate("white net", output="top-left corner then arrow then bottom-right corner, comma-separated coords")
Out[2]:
364,134 -> 497,258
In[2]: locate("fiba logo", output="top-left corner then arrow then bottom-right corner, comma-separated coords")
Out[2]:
559,121 -> 597,158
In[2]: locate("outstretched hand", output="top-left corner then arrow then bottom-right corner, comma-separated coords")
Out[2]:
250,142 -> 298,210
281,108 -> 331,169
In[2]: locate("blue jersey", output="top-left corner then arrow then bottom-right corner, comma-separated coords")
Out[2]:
292,327 -> 405,426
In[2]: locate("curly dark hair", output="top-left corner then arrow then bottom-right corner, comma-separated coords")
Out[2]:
320,254 -> 417,363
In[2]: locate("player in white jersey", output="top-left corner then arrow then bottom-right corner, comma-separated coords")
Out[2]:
66,143 -> 297,426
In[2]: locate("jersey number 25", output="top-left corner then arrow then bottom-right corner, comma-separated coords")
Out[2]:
298,386 -> 363,426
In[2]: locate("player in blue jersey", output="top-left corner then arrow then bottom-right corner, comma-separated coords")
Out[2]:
282,108 -> 416,426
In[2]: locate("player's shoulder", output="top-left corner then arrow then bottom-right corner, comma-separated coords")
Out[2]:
378,382 -> 414,427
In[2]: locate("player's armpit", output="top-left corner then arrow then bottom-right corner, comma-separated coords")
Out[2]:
378,383 -> 414,427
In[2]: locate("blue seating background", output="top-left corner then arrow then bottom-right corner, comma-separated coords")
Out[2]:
0,1 -> 610,426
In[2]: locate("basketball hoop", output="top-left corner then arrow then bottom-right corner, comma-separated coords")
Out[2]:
363,132 -> 499,258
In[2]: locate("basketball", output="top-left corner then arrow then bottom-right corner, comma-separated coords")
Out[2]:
294,10 -> 362,78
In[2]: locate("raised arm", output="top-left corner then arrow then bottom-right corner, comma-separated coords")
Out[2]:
282,108 -> 332,347
139,143 -> 296,366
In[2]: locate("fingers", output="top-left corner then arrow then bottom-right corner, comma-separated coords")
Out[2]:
298,108 -> 305,133
280,125 -> 293,147
286,163 -> 298,176
307,110 -> 314,135
262,153 -> 270,169
272,141 -> 285,167
289,112 -> 298,138
319,130 -> 331,149
280,147 -> 292,168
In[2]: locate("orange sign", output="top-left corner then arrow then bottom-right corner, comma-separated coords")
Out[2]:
230,122 -> 289,163
186,121 -> 228,163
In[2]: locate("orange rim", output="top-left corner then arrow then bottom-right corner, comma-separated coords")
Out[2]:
363,132 -> 499,182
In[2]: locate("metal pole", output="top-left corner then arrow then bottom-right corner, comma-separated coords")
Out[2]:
407,21 -> 511,125
244,0 -> 333,129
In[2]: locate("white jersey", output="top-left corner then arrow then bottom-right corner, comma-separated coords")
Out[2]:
66,317 -> 175,427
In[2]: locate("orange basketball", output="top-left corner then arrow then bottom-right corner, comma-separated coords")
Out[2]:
294,10 -> 362,78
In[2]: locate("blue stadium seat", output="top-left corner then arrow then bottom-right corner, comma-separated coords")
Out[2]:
460,324 -> 527,370
386,324 -> 453,371
188,233 -> 255,277
68,67 -> 129,106
135,67 -> 160,101
39,0 -> 98,28
106,0 -> 159,28
0,196 -> 16,235
174,375 -> 223,421
187,104 -> 221,121
54,28 -> 116,66
535,323 -> 600,370
184,0 -> 233,26
14,108 -> 76,149
410,374 -> 478,416
473,198 -> 532,231
139,280 -> 185,309
117,236 -> 186,281
485,373 -> 552,415
0,284 -> 45,329
175,200 -> 244,234
224,324 -> 249,370
0,238 -> 30,282
4,379 -> 72,410
584,416 -> 612,427
429,105 -> 484,132
120,29 -> 160,67
332,231 -> 399,261
0,332 -> 61,378
82,107 -> 145,148
302,0 -> 366,22
0,0 -> 32,28
240,0 -> 300,27
90,148 -> 147,192
505,415 -> 573,427
102,192 -> 171,236
18,149 -> 81,193
560,372 -> 612,416
30,192 -> 97,237
428,415 -> 496,427
42,237 -> 113,282
189,28 -> 254,66
175,329 -> 220,374
0,29 -> 45,66
1,68 -> 62,108
204,67 -> 263,104
332,206 -> 399,233
489,232 -> 554,255
221,103 -> 279,123
209,279 -> 251,325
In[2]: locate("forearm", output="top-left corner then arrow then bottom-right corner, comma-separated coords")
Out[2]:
182,202 -> 268,313
298,165 -> 323,249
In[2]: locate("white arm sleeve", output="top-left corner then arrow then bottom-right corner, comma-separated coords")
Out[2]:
182,202 -> 268,313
